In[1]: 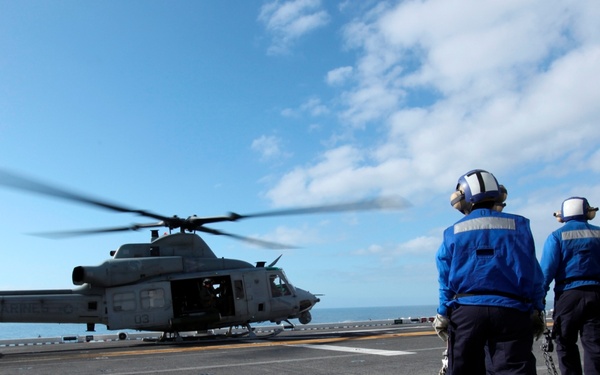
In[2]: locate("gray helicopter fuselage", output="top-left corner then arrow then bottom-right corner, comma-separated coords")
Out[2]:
0,233 -> 319,333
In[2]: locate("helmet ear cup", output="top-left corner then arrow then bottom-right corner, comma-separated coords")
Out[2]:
588,207 -> 598,220
450,190 -> 471,214
497,185 -> 507,204
553,211 -> 565,223
493,185 -> 508,212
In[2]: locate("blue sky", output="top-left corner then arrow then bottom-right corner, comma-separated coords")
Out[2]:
1,0 -> 599,310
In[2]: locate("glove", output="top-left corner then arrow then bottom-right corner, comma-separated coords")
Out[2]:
433,314 -> 449,342
531,310 -> 545,340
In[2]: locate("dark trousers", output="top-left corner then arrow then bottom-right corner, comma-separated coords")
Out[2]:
447,305 -> 536,375
553,287 -> 600,375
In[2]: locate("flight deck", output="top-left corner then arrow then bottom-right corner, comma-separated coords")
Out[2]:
0,320 -> 558,375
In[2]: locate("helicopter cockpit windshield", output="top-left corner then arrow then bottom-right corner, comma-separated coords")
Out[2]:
268,271 -> 293,297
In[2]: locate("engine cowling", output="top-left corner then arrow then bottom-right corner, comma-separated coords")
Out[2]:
72,256 -> 183,287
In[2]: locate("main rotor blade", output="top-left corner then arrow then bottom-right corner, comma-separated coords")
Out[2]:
29,222 -> 165,238
180,196 -> 410,227
1,169 -> 410,249
196,226 -> 297,249
0,169 -> 171,222
228,196 -> 411,222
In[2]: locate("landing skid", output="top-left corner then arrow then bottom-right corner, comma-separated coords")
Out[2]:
142,331 -> 184,343
143,323 -> 290,344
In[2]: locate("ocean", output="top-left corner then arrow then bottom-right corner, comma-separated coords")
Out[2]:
0,305 -> 437,340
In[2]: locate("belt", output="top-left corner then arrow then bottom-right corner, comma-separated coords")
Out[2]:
454,291 -> 531,304
559,276 -> 600,285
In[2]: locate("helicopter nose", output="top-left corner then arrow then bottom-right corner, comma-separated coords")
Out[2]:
295,287 -> 320,312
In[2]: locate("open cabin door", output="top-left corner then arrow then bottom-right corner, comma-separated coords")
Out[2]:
170,276 -> 235,320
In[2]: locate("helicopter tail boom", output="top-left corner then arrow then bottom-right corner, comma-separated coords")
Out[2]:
0,290 -> 103,324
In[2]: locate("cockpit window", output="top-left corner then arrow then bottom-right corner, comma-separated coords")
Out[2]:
269,274 -> 291,297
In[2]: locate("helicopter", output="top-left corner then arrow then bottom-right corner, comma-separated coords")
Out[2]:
0,170 -> 408,341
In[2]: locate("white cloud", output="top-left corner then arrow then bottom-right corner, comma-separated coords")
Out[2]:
280,98 -> 329,130
280,108 -> 298,118
308,123 -> 322,132
589,149 -> 600,173
266,145 -> 375,205
351,235 -> 440,269
353,235 -> 438,257
326,66 -> 354,86
258,224 -> 323,248
265,0 -> 600,209
300,97 -> 329,116
251,135 -> 290,161
339,82 -> 404,128
259,0 -> 330,55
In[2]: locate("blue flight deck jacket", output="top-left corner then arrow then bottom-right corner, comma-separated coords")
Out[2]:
436,208 -> 544,317
540,219 -> 600,296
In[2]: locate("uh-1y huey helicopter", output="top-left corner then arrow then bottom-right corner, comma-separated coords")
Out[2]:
0,170 -> 408,341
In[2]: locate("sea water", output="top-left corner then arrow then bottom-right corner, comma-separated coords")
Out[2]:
0,305 -> 437,340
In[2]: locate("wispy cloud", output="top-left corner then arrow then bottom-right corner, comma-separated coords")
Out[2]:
352,235 -> 440,263
326,66 -> 354,86
280,97 -> 329,124
259,0 -> 330,55
251,135 -> 291,161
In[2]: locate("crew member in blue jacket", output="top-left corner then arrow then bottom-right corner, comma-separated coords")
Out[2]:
434,169 -> 545,374
541,197 -> 600,375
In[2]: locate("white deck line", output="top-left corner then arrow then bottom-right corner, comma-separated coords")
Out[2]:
291,343 -> 415,356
